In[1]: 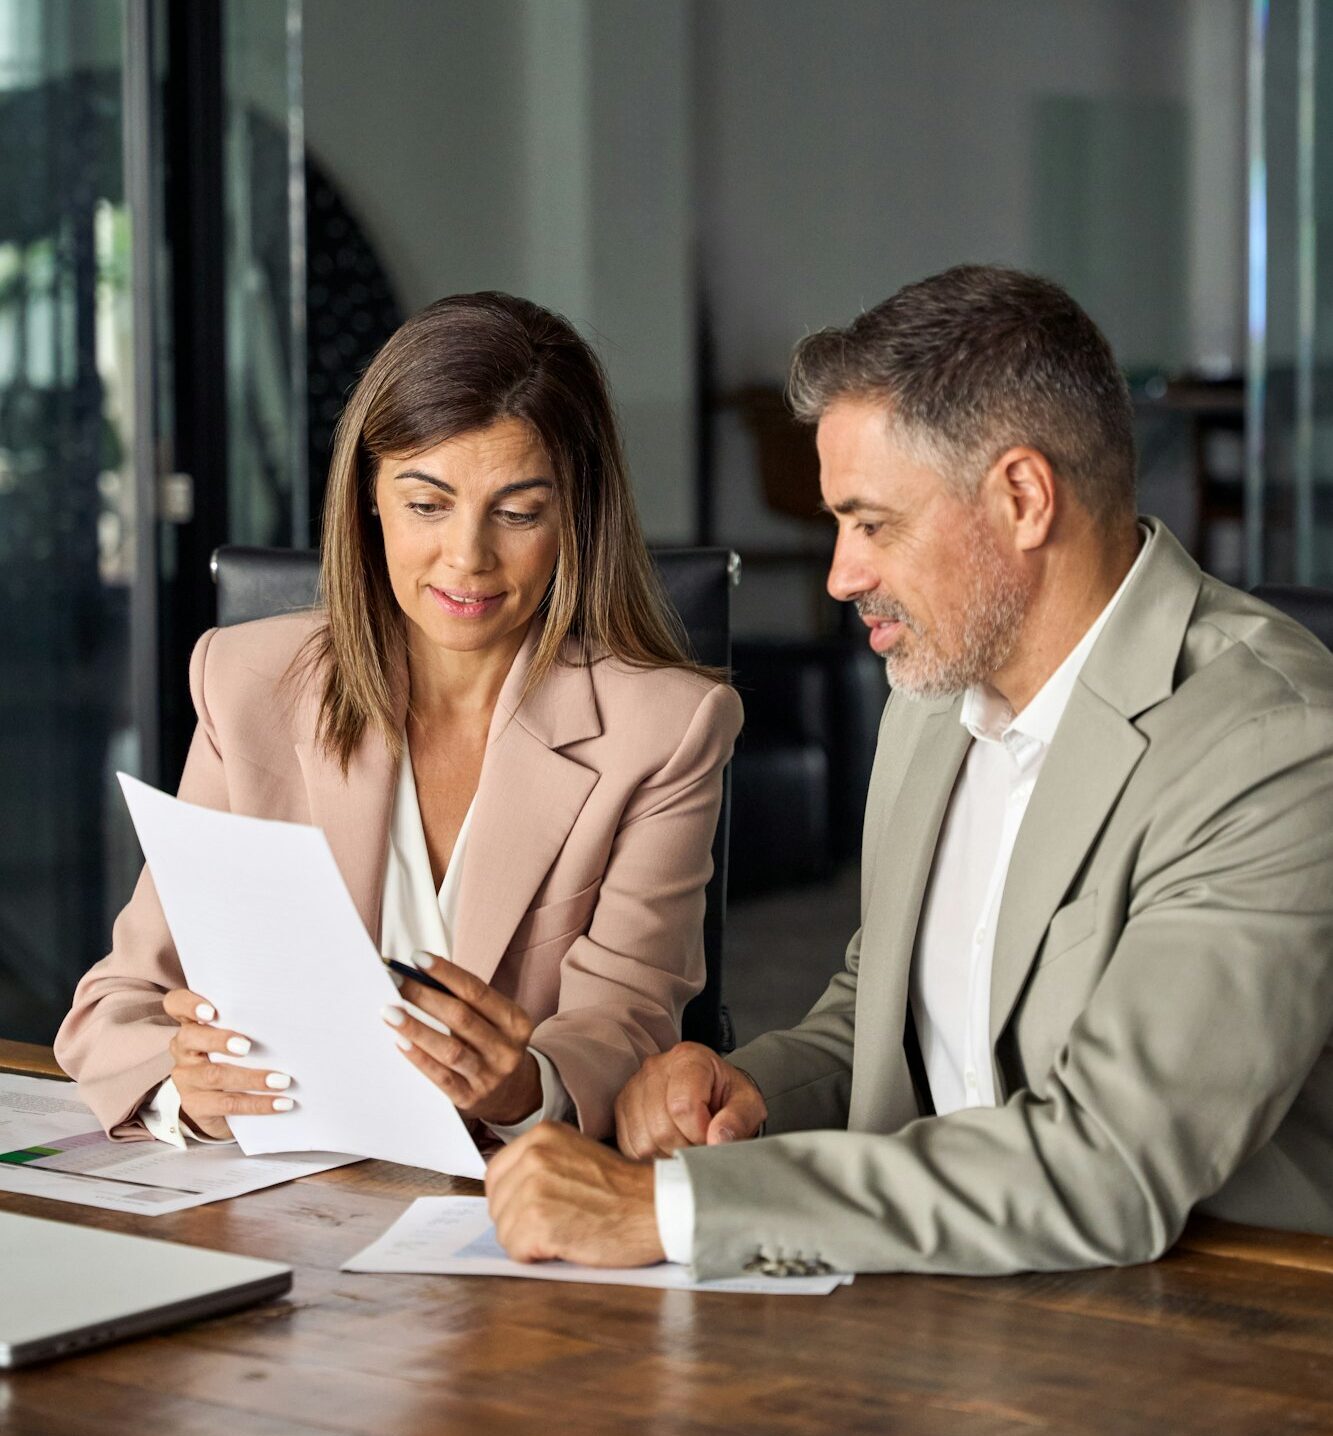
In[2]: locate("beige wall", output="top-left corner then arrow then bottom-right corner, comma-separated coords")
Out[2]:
303,0 -> 1249,573
302,0 -> 696,541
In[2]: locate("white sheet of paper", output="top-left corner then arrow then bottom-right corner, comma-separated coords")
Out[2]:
342,1197 -> 853,1295
0,1073 -> 358,1214
117,773 -> 485,1179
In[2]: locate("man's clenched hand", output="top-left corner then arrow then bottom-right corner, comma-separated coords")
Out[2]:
614,1042 -> 767,1159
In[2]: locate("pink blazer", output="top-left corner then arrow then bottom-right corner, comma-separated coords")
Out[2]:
55,612 -> 742,1142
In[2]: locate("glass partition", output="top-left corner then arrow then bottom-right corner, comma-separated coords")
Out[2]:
223,0 -> 307,548
0,0 -> 306,1045
1248,0 -> 1333,584
0,0 -> 147,1039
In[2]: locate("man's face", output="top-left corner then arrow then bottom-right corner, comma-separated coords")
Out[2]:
817,397 -> 1033,699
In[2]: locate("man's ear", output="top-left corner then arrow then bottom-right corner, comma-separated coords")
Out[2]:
983,446 -> 1056,552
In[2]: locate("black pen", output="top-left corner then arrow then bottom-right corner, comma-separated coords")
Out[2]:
381,956 -> 455,999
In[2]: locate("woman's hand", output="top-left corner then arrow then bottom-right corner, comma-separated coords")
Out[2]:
162,988 -> 295,1140
382,953 -> 543,1127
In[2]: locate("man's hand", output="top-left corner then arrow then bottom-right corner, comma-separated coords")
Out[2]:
486,1122 -> 664,1267
614,1041 -> 767,1159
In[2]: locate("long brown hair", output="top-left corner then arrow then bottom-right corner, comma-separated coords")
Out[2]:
306,292 -> 714,771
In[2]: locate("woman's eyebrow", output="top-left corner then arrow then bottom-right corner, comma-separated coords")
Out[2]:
391,472 -> 553,500
393,470 -> 450,491
493,478 -> 554,500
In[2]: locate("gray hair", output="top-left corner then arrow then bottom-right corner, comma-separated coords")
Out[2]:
787,265 -> 1137,522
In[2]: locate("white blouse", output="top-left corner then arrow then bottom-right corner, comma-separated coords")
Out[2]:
143,738 -> 569,1148
379,737 -> 475,971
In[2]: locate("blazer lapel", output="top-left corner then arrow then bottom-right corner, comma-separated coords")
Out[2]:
986,518 -> 1204,1074
852,697 -> 971,1133
295,727 -> 399,948
986,688 -> 1146,1063
451,632 -> 602,985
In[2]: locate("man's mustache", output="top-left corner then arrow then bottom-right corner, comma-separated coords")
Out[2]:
855,595 -> 914,628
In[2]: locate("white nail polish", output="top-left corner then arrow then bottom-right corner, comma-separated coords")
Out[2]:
381,1005 -> 405,1027
265,1073 -> 291,1090
226,1036 -> 251,1056
195,1003 -> 215,1023
410,949 -> 436,970
389,970 -> 404,989
395,1036 -> 413,1052
272,1097 -> 295,1112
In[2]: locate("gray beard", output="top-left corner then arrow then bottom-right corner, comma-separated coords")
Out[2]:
856,524 -> 1032,700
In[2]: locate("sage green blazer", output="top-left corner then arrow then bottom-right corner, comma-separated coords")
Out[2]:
681,519 -> 1333,1280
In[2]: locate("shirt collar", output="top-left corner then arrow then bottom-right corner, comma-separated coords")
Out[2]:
960,523 -> 1151,753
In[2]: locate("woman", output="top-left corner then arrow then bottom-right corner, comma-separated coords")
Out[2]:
55,293 -> 742,1149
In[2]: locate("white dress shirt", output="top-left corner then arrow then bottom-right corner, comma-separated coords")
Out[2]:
910,531 -> 1148,1114
143,737 -> 570,1148
655,529 -> 1151,1263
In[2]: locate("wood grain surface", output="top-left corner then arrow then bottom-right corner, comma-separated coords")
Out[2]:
2,1052 -> 1330,1435
0,1040 -> 66,1079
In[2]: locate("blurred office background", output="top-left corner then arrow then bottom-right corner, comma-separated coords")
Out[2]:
2,0 -> 1331,1044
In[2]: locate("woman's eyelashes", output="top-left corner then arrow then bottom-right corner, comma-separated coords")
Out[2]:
403,499 -> 546,527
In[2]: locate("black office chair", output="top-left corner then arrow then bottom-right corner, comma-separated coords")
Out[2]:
211,544 -> 741,1052
1250,585 -> 1333,653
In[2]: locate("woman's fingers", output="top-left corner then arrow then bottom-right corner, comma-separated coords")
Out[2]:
410,953 -> 534,1046
386,956 -> 539,1119
396,978 -> 531,1072
384,967 -> 544,1124
163,988 -> 258,1068
174,1059 -> 293,1095
161,989 -> 295,1125
389,1029 -> 478,1108
180,1088 -> 297,1119
174,1059 -> 296,1123
168,1021 -> 256,1062
163,988 -> 218,1024
394,983 -> 512,1071
383,1004 -> 490,1087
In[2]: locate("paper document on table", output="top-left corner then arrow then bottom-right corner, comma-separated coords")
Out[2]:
342,1197 -> 853,1295
0,1073 -> 357,1215
117,773 -> 485,1179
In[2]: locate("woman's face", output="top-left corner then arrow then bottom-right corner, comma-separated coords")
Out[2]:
374,417 -> 561,659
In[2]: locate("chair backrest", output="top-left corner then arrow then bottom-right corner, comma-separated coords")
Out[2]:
1250,585 -> 1333,653
212,544 -> 740,1052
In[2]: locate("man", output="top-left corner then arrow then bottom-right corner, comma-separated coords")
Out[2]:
484,265 -> 1333,1279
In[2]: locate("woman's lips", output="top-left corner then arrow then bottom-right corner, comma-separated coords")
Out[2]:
428,586 -> 505,619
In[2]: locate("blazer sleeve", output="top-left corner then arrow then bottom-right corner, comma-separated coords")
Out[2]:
53,629 -> 229,1137
530,681 -> 743,1140
678,701 -> 1333,1280
723,927 -> 860,1135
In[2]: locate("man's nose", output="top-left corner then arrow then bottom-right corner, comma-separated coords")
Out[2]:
827,533 -> 878,604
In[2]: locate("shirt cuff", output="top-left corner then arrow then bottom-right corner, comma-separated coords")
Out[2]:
485,1047 -> 573,1142
140,1078 -> 238,1148
654,1154 -> 697,1266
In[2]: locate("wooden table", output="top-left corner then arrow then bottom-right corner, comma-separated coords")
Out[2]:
2,1044 -> 1331,1435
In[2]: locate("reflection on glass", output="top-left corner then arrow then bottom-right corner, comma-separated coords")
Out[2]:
1250,0 -> 1333,584
0,0 -> 141,1040
224,0 -> 307,548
